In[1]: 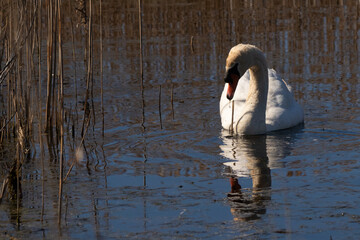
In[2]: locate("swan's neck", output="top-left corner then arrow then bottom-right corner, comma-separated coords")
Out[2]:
236,61 -> 268,135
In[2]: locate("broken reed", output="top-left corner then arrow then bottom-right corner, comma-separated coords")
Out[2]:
0,0 -> 103,225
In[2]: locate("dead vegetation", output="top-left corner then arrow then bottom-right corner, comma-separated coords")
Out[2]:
0,0 -> 104,225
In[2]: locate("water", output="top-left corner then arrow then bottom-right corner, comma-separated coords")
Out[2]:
1,1 -> 360,239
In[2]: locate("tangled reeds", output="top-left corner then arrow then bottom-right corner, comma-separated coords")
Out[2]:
0,0 -> 104,225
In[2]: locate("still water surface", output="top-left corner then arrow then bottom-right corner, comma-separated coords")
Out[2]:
1,1 -> 360,239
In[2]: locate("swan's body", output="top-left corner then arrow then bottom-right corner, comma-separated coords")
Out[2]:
220,44 -> 304,135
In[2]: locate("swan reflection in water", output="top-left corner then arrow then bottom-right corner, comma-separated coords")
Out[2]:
220,128 -> 301,221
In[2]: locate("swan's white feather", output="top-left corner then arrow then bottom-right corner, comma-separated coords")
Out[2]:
220,69 -> 303,133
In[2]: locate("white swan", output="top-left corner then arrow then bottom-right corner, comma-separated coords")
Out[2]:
220,44 -> 304,135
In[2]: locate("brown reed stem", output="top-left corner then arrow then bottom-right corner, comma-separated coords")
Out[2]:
0,112 -> 16,133
0,56 -> 16,85
68,0 -> 78,130
45,0 -> 54,131
56,0 -> 64,225
37,0 -> 45,222
81,0 -> 92,138
159,85 -> 162,129
190,36 -> 194,53
138,0 -> 147,173
138,0 -> 143,83
14,2 -> 22,224
0,178 -> 9,204
171,83 -> 174,120
100,0 -> 104,138
138,0 -> 145,131
6,0 -> 13,140
16,146 -> 20,225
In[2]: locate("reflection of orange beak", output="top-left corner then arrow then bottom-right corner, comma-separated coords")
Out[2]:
226,74 -> 239,100
230,177 -> 241,193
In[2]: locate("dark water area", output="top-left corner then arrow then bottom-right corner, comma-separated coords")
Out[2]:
1,0 -> 360,239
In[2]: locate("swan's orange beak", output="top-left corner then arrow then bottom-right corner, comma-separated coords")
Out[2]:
226,73 -> 239,100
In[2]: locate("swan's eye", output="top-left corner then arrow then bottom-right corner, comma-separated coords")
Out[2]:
224,63 -> 239,83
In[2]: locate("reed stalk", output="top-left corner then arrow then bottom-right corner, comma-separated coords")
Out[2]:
100,0 -> 104,138
138,0 -> 145,131
68,0 -> 78,133
190,36 -> 194,53
37,0 -> 45,222
171,83 -> 174,120
45,0 -> 54,131
138,0 -> 143,83
138,0 -> 147,172
0,0 -> 103,214
0,178 -> 8,204
16,142 -> 20,225
56,0 -> 64,225
159,85 -> 162,129
81,0 -> 92,139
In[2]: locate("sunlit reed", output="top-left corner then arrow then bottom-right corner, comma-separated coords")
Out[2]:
0,0 -> 104,227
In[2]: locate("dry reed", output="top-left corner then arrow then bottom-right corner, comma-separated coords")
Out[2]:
138,0 -> 146,132
159,85 -> 162,129
100,0 -> 104,138
171,83 -> 174,120
56,0 -> 64,225
0,0 -> 103,227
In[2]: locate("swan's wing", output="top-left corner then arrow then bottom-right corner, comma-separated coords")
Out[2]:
266,69 -> 304,131
268,69 -> 293,92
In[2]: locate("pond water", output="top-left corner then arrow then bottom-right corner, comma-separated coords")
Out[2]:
1,1 -> 360,239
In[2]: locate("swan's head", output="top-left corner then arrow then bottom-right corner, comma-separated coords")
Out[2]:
223,44 -> 266,100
